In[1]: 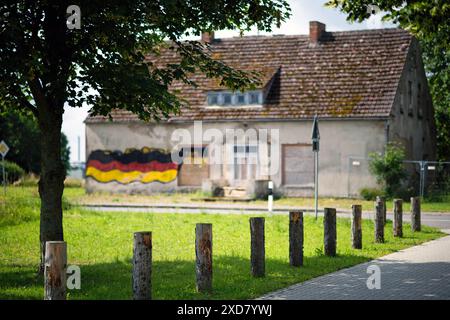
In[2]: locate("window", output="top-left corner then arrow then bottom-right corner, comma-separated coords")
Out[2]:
206,90 -> 263,107
249,92 -> 261,104
236,93 -> 246,105
222,93 -> 232,105
207,93 -> 219,105
233,145 -> 258,180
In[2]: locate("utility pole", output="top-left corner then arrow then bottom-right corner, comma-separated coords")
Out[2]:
311,115 -> 320,220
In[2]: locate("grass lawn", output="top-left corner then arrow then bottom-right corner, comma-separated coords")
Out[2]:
63,186 -> 450,213
0,186 -> 446,300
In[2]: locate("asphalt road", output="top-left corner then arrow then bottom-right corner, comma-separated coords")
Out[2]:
82,204 -> 450,231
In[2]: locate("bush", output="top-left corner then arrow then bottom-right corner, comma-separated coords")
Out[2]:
0,161 -> 25,184
360,187 -> 384,200
369,143 -> 407,198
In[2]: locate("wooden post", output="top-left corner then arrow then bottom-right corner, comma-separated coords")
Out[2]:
351,205 -> 362,249
376,196 -> 386,226
374,199 -> 384,243
411,197 -> 421,232
323,208 -> 336,256
44,241 -> 67,300
393,199 -> 403,237
132,231 -> 152,300
289,211 -> 304,266
250,217 -> 265,277
195,224 -> 212,292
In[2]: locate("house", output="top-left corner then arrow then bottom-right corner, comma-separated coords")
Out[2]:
85,21 -> 436,198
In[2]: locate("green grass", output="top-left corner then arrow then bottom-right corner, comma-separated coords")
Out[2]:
0,186 -> 446,300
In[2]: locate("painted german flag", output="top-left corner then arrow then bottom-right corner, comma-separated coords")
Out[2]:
86,148 -> 178,184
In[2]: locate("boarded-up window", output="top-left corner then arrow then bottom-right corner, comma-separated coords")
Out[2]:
178,146 -> 209,186
282,144 -> 314,186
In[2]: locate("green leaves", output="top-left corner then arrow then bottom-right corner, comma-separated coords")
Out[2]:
0,0 -> 291,121
327,0 -> 450,161
369,143 -> 407,198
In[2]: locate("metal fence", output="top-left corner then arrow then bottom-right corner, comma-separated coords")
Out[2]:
347,157 -> 450,200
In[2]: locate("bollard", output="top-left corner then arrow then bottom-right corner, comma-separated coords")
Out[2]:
250,217 -> 265,277
289,211 -> 304,266
374,199 -> 385,243
44,241 -> 67,300
195,224 -> 212,292
351,205 -> 362,249
323,208 -> 337,256
411,197 -> 421,232
393,199 -> 403,237
132,231 -> 152,300
376,196 -> 386,226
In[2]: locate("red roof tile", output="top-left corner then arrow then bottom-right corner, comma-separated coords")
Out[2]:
86,28 -> 412,123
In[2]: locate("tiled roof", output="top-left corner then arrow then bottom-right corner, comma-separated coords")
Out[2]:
86,28 -> 412,123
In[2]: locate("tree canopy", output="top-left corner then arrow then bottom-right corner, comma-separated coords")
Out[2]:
0,108 -> 70,174
326,0 -> 450,161
0,0 -> 291,271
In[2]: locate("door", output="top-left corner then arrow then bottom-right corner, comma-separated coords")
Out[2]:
282,144 -> 314,186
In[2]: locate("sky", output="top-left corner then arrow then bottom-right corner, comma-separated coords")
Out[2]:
62,0 -> 396,162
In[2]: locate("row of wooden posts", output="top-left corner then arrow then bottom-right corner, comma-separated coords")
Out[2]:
44,197 -> 421,300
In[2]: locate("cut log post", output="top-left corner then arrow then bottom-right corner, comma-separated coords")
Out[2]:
374,199 -> 385,243
323,208 -> 337,256
289,211 -> 304,266
411,197 -> 421,232
376,196 -> 386,226
250,217 -> 265,277
351,205 -> 362,249
195,224 -> 212,292
44,241 -> 67,300
132,231 -> 152,300
393,199 -> 403,237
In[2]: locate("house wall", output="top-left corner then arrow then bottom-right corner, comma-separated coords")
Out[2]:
85,119 -> 386,197
389,38 -> 436,161
387,38 -> 437,189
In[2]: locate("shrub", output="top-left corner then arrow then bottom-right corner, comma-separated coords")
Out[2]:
360,187 -> 383,200
0,161 -> 25,184
369,143 -> 407,198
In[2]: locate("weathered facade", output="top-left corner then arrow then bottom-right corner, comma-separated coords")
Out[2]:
85,22 -> 436,198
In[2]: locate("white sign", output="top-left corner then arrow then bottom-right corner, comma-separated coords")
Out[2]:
428,166 -> 436,170
0,140 -> 9,157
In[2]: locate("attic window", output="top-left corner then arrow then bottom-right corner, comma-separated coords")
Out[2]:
206,90 -> 263,107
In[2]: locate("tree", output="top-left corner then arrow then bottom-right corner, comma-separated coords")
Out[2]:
369,143 -> 407,198
326,0 -> 450,161
0,1 -> 291,270
0,108 -> 70,174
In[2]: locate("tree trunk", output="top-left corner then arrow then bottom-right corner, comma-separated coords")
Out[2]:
37,102 -> 65,273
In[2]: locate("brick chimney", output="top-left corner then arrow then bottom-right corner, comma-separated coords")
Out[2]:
309,21 -> 326,45
201,31 -> 215,43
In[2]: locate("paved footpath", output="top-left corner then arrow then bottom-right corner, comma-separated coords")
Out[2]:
259,232 -> 450,300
